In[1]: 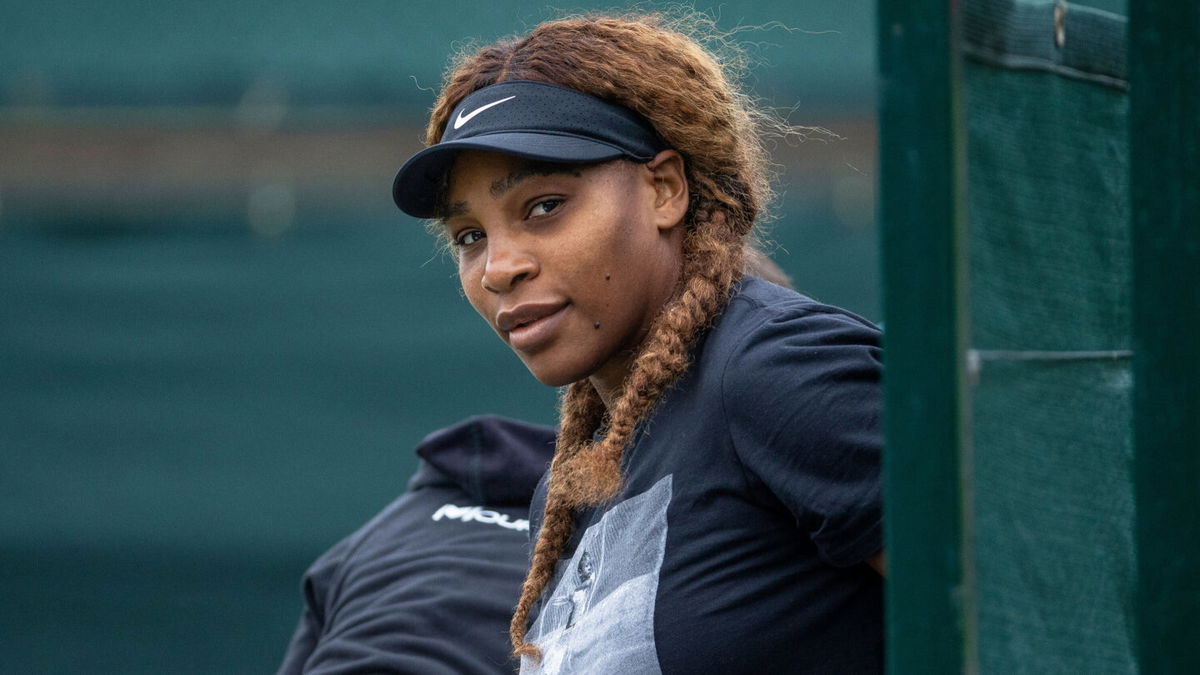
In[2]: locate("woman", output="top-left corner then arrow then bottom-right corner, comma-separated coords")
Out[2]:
393,13 -> 883,674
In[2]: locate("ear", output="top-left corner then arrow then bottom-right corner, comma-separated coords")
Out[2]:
644,150 -> 688,231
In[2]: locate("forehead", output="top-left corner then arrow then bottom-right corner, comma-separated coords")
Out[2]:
438,151 -> 588,216
451,152 -> 581,192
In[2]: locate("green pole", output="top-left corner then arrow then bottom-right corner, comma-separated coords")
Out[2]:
878,0 -> 972,673
1130,2 -> 1200,673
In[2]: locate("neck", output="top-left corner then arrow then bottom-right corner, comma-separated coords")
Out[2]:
588,353 -> 633,410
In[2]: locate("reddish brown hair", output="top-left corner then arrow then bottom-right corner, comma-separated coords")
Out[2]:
424,12 -> 778,660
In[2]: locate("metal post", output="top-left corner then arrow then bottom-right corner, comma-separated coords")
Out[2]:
1130,2 -> 1200,673
878,0 -> 973,672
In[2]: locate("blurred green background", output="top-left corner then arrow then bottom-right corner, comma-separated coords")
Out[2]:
0,1 -> 887,672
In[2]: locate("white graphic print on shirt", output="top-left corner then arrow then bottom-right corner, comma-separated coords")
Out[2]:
521,475 -> 672,675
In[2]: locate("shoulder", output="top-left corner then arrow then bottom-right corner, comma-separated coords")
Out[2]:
301,415 -> 556,611
412,414 -> 556,505
715,276 -> 880,342
284,417 -> 554,672
702,277 -> 883,454
704,276 -> 882,387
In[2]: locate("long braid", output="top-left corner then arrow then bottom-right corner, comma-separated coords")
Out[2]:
508,380 -> 603,658
420,12 -> 780,663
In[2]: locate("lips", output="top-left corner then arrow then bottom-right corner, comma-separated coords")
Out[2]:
496,301 -> 570,352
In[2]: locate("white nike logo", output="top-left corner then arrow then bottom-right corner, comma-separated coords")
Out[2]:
453,96 -> 516,130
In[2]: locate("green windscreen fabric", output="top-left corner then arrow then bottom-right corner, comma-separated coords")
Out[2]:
963,1 -> 1133,671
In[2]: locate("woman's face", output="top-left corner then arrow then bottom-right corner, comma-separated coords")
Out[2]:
441,149 -> 687,396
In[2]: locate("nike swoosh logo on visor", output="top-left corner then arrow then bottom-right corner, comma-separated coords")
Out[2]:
453,96 -> 517,130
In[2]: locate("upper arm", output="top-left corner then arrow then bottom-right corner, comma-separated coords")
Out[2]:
722,307 -> 884,567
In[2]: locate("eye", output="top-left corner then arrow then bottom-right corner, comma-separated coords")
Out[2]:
528,198 -> 564,218
453,229 -> 485,247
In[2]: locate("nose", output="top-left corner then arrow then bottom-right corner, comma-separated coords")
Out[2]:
480,235 -> 538,293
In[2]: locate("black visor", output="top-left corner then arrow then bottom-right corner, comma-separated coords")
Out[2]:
392,80 -> 666,218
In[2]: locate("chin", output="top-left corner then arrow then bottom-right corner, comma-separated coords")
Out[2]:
525,365 -> 585,388
518,354 -> 592,389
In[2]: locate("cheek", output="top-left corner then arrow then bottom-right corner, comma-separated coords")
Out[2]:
573,214 -> 641,276
599,231 -> 680,320
570,260 -> 644,333
457,259 -> 489,317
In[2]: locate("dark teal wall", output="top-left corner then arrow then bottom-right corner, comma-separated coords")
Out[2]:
0,0 -> 876,111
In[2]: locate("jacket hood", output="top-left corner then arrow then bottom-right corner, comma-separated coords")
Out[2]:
408,415 -> 556,506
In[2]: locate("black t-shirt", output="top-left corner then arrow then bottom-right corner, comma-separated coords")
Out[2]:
523,277 -> 884,674
279,415 -> 556,675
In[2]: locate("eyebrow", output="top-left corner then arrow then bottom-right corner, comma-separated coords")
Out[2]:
435,161 -> 587,219
488,162 -> 583,198
440,200 -> 469,218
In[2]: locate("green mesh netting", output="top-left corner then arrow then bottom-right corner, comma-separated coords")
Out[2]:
964,1 -> 1134,672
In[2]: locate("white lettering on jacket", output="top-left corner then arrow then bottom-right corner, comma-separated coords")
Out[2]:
431,503 -> 530,532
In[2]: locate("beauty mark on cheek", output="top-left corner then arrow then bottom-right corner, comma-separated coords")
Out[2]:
594,321 -> 601,329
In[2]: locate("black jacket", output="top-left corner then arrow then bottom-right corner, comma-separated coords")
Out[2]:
278,415 -> 556,674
